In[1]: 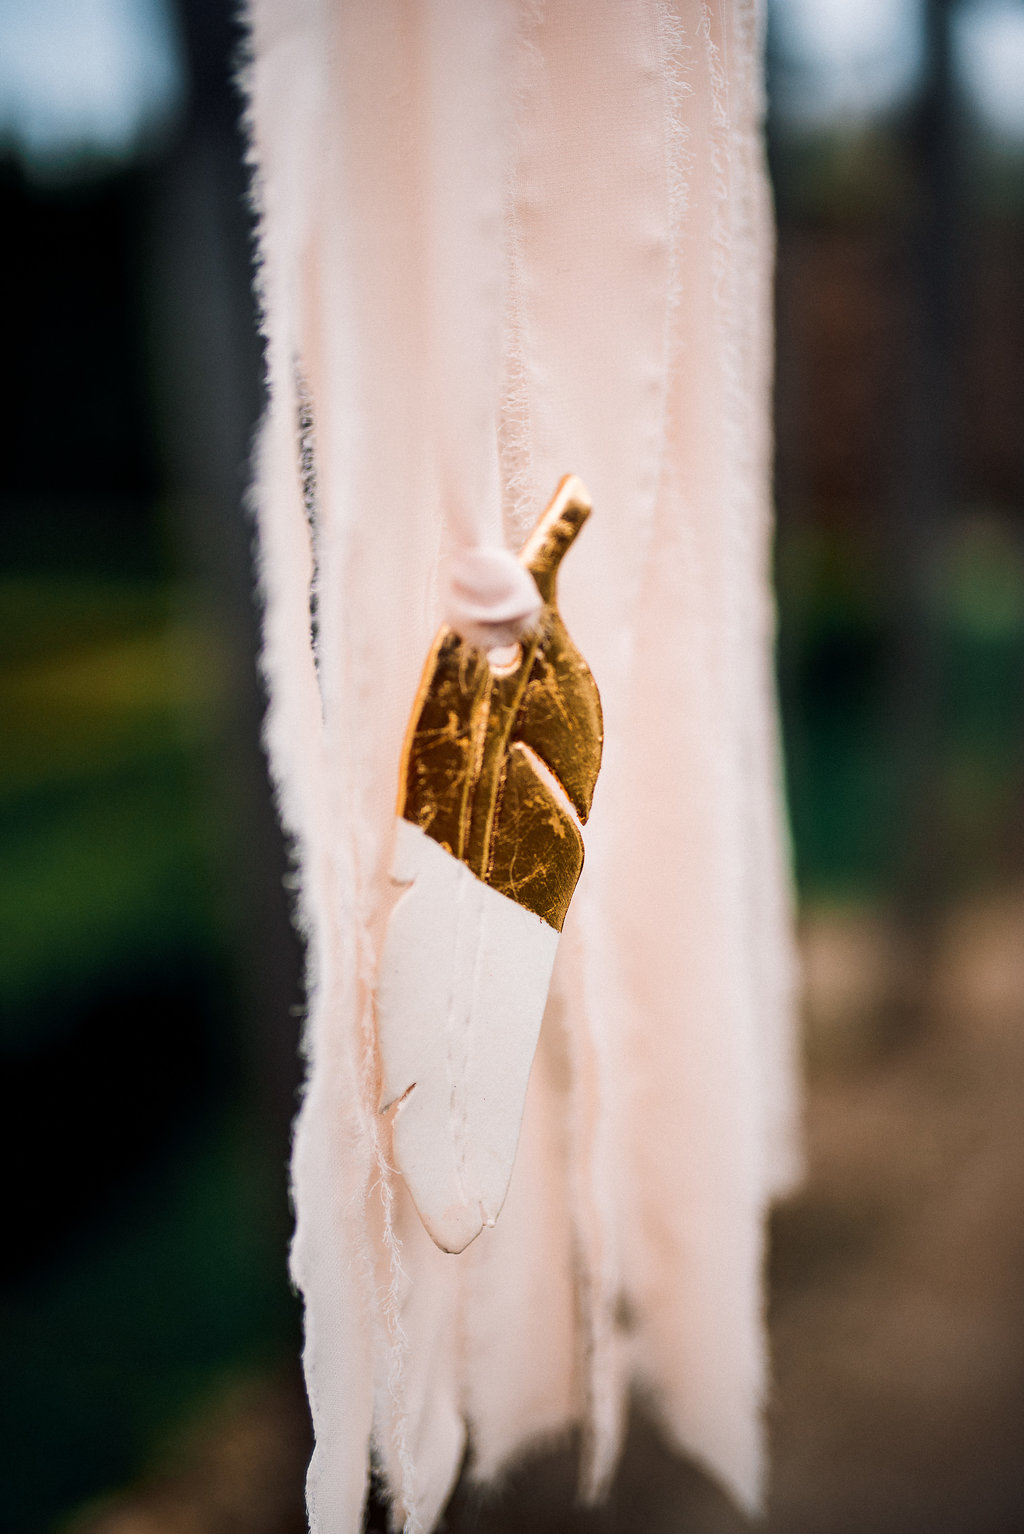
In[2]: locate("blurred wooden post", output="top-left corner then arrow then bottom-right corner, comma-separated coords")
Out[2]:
886,0 -> 962,1028
146,0 -> 305,1234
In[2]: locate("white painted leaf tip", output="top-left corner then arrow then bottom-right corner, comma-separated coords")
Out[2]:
428,1202 -> 487,1256
376,822 -> 558,1253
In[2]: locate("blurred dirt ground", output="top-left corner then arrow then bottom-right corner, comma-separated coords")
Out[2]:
67,896 -> 1024,1534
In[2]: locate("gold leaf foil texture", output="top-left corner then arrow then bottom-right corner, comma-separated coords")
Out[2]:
398,475 -> 603,931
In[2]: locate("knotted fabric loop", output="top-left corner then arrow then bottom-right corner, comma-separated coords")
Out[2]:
444,544 -> 542,651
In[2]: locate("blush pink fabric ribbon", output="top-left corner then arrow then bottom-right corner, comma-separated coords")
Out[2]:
243,3 -> 801,1531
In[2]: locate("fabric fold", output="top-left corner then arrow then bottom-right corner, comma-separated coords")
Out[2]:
242,3 -> 800,1530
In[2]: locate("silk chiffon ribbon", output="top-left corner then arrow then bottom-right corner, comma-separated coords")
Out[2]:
420,0 -> 541,649
243,4 -> 801,1532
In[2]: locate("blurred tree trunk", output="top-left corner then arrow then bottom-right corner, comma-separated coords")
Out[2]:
145,0 -> 305,1252
886,0 -> 962,1029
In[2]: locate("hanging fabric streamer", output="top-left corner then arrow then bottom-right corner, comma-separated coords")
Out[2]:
243,1 -> 801,1531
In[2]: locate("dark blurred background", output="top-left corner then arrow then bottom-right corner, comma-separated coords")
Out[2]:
1,2 -> 1023,1531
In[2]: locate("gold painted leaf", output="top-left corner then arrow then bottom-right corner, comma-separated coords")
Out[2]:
398,476 -> 603,931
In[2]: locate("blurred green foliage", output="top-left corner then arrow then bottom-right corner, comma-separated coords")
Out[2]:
778,512 -> 1024,899
0,576 -> 225,1039
2,1118 -> 291,1533
0,574 -> 296,1533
